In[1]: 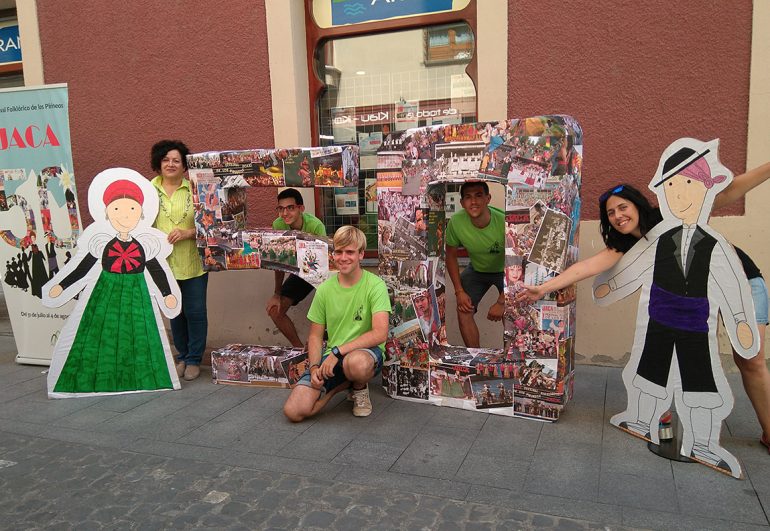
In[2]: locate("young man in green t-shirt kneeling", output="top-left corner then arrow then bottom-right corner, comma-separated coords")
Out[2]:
283,226 -> 391,421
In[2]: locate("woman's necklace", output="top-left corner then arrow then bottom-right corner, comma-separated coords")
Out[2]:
158,188 -> 192,226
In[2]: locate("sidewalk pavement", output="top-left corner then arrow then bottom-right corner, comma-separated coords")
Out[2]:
1,298 -> 769,529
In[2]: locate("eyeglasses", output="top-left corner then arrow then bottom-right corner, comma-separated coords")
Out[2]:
276,205 -> 297,213
599,185 -> 624,202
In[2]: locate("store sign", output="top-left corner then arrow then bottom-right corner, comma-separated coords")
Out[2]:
0,25 -> 22,65
331,0 -> 453,26
332,98 -> 474,128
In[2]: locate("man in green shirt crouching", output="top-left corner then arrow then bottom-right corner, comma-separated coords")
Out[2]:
283,226 -> 391,420
266,188 -> 327,347
445,181 -> 505,347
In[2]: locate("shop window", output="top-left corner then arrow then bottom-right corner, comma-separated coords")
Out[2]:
313,23 -> 477,255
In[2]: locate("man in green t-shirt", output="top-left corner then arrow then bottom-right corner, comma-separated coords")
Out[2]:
283,226 -> 391,421
266,188 -> 327,347
445,181 -> 505,347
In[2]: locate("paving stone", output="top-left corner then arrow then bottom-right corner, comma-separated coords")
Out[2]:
331,439 -> 405,470
391,424 -> 476,479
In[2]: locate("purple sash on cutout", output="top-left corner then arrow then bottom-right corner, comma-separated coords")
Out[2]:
648,283 -> 709,333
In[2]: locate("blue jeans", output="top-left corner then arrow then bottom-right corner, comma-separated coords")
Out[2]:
750,276 -> 769,325
171,273 -> 208,366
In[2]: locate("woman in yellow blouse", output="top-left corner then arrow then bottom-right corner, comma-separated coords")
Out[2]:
150,140 -> 207,381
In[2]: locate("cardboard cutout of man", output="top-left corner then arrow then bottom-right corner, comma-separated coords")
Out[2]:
43,168 -> 182,398
593,138 -> 758,478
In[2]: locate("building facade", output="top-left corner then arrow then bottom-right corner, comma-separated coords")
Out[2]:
5,0 -> 769,363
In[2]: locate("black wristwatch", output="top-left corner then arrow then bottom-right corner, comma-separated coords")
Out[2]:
331,346 -> 343,360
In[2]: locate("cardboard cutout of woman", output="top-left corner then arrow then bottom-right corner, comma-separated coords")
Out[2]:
593,138 -> 758,478
43,168 -> 182,398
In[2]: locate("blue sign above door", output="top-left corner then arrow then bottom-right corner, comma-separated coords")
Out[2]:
331,0 -> 454,26
0,25 -> 22,65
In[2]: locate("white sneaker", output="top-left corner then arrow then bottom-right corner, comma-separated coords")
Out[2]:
351,385 -> 372,417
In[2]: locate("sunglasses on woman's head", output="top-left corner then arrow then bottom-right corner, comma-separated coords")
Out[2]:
599,185 -> 625,202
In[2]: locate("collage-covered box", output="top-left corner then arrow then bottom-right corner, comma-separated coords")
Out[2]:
377,116 -> 583,422
211,344 -> 308,388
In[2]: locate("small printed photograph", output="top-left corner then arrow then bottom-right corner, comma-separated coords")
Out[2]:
528,208 -> 572,273
259,232 -> 299,273
378,187 -> 418,223
413,287 -> 441,345
221,187 -> 247,225
365,178 -> 378,213
389,318 -> 425,347
376,151 -> 405,170
548,173 -> 580,220
198,180 -> 221,211
384,337 -> 402,364
378,256 -> 398,278
396,366 -> 429,400
523,262 -> 556,291
430,365 -> 474,400
381,364 -> 398,397
414,208 -> 428,238
427,210 -> 446,257
341,145 -> 359,186
434,141 -> 485,179
313,151 -> 344,187
517,358 -> 559,392
188,152 -> 222,169
401,159 -> 447,195
211,220 -> 242,250
297,239 -> 329,287
506,185 -> 553,209
390,289 -> 417,329
540,303 -> 567,342
398,260 -> 430,289
211,351 -> 249,383
282,149 -> 315,187
225,248 -> 260,270
378,220 -> 395,257
557,338 -> 573,379
514,396 -> 561,421
507,158 -> 550,188
397,340 -> 429,370
200,246 -> 227,272
426,183 -> 446,211
504,255 -> 524,291
479,142 -> 515,181
470,376 -> 513,409
431,344 -> 477,365
391,216 -> 427,260
247,348 -> 285,383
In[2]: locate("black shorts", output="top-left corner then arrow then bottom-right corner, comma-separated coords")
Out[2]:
280,274 -> 315,306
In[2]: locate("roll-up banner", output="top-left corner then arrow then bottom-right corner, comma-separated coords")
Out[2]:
0,84 -> 83,365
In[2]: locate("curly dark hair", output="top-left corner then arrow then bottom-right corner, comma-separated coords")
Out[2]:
150,140 -> 190,173
598,183 -> 662,253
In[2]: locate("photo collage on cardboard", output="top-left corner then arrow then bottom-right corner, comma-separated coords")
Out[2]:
188,145 -> 360,287
377,116 -> 583,421
188,146 -> 359,384
211,344 -> 308,388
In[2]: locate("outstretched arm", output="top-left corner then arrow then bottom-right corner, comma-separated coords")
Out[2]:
714,161 -> 770,210
516,247 -> 623,304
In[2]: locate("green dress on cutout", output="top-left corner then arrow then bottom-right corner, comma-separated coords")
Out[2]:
53,236 -> 173,393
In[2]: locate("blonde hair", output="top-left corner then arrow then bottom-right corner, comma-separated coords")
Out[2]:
333,225 -> 367,252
